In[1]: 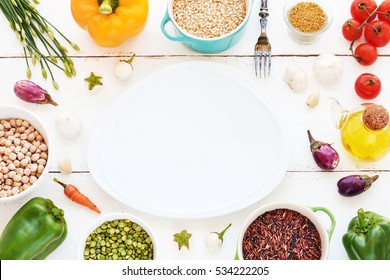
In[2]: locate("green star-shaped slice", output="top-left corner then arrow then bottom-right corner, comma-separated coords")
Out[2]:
84,72 -> 103,90
173,229 -> 192,250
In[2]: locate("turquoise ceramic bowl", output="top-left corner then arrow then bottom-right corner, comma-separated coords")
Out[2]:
161,0 -> 253,53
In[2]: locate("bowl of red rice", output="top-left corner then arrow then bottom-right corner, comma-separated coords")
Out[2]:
237,201 -> 336,260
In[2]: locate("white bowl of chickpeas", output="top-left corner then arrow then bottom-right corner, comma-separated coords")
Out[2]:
0,105 -> 51,202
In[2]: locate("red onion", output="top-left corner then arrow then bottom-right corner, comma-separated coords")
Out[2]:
307,130 -> 339,170
14,80 -> 58,106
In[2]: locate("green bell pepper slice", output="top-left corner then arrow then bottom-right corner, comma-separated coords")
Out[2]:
342,208 -> 390,260
0,197 -> 68,260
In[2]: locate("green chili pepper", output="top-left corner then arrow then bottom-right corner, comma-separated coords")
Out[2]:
342,208 -> 390,260
0,197 -> 67,260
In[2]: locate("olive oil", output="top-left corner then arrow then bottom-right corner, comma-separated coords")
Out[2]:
341,110 -> 390,161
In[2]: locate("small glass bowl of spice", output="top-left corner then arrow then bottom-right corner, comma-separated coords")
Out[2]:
237,201 -> 336,260
283,0 -> 333,44
79,213 -> 156,260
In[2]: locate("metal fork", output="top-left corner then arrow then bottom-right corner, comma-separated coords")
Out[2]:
255,0 -> 272,78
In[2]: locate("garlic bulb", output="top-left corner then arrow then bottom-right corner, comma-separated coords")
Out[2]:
55,111 -> 83,139
313,53 -> 343,84
284,65 -> 308,93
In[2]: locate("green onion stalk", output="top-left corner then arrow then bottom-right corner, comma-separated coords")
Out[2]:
0,0 -> 79,89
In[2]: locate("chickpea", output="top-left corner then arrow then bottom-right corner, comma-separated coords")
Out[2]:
21,175 -> 29,184
14,160 -> 21,168
13,138 -> 21,146
39,144 -> 48,152
29,145 -> 37,153
21,146 -> 28,154
16,119 -> 23,127
11,187 -> 19,196
9,119 -> 16,127
17,126 -> 25,133
22,120 -> 29,128
31,153 -> 40,161
3,121 -> 11,129
29,163 -> 38,172
13,174 -> 22,182
20,133 -> 28,140
14,145 -> 21,153
37,164 -> 45,174
20,158 -> 29,167
8,170 -> 16,179
29,176 -> 37,184
27,133 -> 35,141
0,190 -> 7,198
8,163 -> 16,170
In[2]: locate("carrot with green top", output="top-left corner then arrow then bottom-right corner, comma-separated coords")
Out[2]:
53,178 -> 101,214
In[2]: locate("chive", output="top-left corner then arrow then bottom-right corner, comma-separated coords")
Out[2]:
0,0 -> 79,89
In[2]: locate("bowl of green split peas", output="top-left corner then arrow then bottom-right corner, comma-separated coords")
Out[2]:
79,212 -> 156,260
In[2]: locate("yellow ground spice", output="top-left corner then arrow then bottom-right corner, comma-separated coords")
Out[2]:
289,2 -> 326,33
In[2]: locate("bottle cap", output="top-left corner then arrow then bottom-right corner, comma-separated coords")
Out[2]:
363,104 -> 389,130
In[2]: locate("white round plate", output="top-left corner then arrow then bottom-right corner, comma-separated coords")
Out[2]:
88,61 -> 289,219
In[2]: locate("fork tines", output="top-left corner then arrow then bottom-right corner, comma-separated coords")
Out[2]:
255,49 -> 271,78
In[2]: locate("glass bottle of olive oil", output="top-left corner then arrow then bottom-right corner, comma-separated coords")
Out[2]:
330,98 -> 390,161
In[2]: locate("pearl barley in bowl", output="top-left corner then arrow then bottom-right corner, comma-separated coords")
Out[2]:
0,105 -> 51,202
161,0 -> 252,53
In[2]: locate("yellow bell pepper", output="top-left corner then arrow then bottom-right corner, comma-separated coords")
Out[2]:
71,0 -> 148,48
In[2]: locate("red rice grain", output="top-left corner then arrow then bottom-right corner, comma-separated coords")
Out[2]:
242,208 -> 322,260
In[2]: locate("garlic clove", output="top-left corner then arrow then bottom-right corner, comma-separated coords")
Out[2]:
306,90 -> 320,108
58,156 -> 72,174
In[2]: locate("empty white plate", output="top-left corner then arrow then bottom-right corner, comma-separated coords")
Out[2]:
88,61 -> 289,219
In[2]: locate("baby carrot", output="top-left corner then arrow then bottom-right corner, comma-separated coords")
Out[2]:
53,178 -> 101,214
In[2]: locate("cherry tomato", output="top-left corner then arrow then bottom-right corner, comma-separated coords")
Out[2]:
350,0 -> 378,22
355,73 -> 382,100
364,20 -> 390,47
378,0 -> 390,24
354,42 -> 378,65
342,18 -> 363,41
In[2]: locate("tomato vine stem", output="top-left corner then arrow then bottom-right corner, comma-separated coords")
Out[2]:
349,6 -> 380,55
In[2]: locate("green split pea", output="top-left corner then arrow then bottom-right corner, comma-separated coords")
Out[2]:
83,219 -> 153,260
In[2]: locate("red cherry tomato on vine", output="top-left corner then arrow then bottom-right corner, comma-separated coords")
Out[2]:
355,73 -> 382,100
351,0 -> 378,22
364,20 -> 390,47
354,43 -> 378,65
378,0 -> 390,24
342,18 -> 363,41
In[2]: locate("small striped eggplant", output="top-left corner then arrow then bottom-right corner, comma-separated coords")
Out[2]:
337,175 -> 379,197
14,80 -> 58,106
307,130 -> 339,170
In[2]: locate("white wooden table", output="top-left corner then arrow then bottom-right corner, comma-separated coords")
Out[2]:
1,0 -> 390,260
